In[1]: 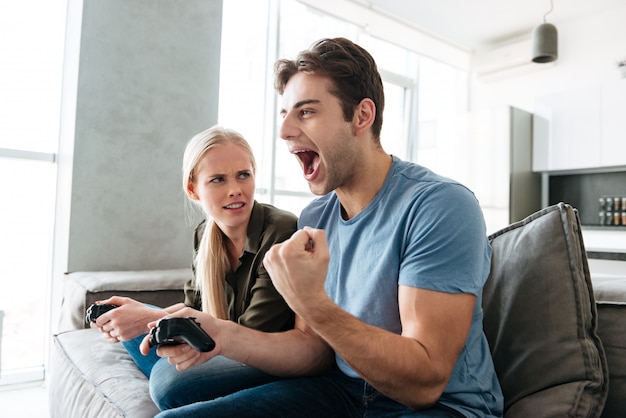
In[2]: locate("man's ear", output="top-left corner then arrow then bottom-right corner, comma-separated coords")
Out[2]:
353,98 -> 375,136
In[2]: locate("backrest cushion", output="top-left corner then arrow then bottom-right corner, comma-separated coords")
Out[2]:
591,275 -> 626,418
483,203 -> 608,417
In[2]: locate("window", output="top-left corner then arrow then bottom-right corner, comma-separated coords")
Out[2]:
219,0 -> 466,219
0,1 -> 66,384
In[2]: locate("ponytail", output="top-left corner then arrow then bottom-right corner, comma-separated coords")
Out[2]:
195,219 -> 229,319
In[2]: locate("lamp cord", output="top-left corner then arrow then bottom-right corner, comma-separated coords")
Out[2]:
543,0 -> 554,23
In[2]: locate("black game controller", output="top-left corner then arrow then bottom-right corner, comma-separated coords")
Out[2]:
149,317 -> 215,352
85,303 -> 119,324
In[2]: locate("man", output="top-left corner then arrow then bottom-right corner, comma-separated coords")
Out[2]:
147,37 -> 503,417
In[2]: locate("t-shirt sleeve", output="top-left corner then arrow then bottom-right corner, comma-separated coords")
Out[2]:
398,183 -> 491,296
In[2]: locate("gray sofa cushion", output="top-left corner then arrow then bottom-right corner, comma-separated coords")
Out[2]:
592,275 -> 626,418
58,269 -> 191,333
50,328 -> 159,418
483,203 -> 608,417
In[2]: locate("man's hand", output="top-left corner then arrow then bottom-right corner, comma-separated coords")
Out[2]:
263,227 -> 330,315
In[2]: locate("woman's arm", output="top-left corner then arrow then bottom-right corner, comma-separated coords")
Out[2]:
93,296 -> 171,342
140,306 -> 334,376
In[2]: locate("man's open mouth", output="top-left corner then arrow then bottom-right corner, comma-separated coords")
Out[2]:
294,150 -> 320,177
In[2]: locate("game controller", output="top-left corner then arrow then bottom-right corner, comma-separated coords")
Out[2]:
85,303 -> 119,324
149,317 -> 215,352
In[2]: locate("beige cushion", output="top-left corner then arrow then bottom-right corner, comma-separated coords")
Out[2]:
483,203 -> 608,417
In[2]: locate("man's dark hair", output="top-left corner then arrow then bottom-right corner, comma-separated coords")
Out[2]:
274,37 -> 385,142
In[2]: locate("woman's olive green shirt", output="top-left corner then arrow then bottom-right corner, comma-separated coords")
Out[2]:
184,201 -> 297,332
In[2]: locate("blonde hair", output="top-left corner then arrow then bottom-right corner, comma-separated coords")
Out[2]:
182,125 -> 256,319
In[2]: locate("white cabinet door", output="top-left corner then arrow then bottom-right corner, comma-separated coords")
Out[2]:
532,102 -> 551,172
600,80 -> 626,167
534,87 -> 602,171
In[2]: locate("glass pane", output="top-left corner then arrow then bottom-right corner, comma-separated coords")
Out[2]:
416,57 -> 469,177
380,82 -> 409,160
218,0 -> 270,187
279,1 -> 358,57
359,34 -> 419,77
272,134 -> 308,194
0,158 -> 56,374
0,1 -> 65,153
272,194 -> 315,219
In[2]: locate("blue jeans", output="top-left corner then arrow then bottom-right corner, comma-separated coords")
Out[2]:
123,327 -> 281,410
154,369 -> 465,417
122,334 -> 160,377
120,303 -> 162,377
149,354 -> 282,410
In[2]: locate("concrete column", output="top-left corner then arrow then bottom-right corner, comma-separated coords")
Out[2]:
52,0 -> 223,328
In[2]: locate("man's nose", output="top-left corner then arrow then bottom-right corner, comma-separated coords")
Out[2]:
279,111 -> 298,141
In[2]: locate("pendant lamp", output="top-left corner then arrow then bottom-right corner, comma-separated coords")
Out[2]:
532,0 -> 558,63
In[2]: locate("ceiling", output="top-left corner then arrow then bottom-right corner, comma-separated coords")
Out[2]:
363,0 -> 625,52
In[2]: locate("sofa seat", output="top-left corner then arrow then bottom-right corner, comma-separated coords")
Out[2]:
50,329 -> 159,418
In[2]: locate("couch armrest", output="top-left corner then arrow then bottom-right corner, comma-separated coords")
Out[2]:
58,269 -> 192,333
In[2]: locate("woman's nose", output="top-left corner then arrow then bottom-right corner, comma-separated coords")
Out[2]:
228,182 -> 242,196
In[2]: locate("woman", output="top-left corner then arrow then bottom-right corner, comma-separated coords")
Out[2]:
93,125 -> 297,410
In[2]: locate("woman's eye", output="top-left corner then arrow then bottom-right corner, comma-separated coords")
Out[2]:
210,177 -> 224,183
238,172 -> 251,179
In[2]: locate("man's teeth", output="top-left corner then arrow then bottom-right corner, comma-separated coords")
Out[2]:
225,203 -> 244,209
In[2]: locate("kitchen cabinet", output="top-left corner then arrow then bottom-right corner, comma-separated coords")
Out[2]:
601,79 -> 626,167
534,80 -> 626,172
533,87 -> 601,172
417,106 -> 541,234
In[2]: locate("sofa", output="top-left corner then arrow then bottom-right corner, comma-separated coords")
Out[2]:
50,269 -> 192,418
49,203 -> 626,417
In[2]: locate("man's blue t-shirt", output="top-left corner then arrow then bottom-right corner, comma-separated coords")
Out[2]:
298,156 -> 503,417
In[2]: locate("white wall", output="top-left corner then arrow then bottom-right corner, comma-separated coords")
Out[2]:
470,4 -> 626,112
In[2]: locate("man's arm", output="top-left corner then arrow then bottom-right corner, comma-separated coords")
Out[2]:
302,286 -> 474,410
264,227 -> 475,410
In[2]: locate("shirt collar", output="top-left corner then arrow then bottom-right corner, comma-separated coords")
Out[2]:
243,200 -> 263,255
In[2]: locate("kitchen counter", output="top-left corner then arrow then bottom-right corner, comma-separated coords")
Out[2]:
581,228 -> 626,277
582,227 -> 626,260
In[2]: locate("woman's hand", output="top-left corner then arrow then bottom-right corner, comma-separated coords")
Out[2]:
139,306 -> 222,371
92,296 -> 167,343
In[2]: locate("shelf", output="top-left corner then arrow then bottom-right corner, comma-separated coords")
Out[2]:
583,226 -> 626,231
